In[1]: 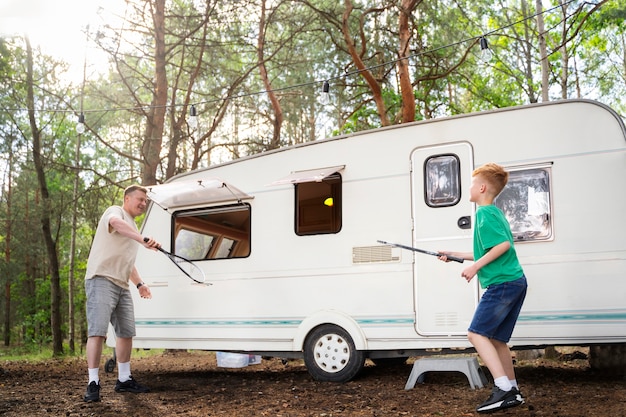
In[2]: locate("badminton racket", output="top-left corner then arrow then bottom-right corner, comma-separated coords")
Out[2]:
144,237 -> 209,284
377,240 -> 465,263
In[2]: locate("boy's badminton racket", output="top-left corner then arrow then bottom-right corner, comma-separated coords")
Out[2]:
144,237 -> 209,284
377,240 -> 465,263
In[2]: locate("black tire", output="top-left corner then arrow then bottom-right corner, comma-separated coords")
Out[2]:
104,358 -> 116,373
303,324 -> 365,382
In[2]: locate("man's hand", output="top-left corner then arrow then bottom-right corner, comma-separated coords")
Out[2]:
142,236 -> 161,250
138,283 -> 152,299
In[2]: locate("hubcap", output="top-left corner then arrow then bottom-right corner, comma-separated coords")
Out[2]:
313,333 -> 350,373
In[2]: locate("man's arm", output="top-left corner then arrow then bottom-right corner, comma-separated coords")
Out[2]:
109,216 -> 144,244
109,216 -> 159,249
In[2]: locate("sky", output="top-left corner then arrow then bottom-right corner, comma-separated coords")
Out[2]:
0,0 -> 124,83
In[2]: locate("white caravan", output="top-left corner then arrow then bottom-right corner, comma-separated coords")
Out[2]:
116,99 -> 626,382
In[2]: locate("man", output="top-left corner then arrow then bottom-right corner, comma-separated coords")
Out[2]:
83,185 -> 160,402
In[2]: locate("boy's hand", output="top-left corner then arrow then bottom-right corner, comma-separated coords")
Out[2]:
437,251 -> 452,262
461,265 -> 479,282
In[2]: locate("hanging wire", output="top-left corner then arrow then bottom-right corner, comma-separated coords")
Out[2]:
3,0 -> 582,116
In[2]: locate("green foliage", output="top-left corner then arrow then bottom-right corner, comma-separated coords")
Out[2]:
12,276 -> 52,349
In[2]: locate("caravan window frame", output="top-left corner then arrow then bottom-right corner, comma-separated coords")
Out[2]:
424,154 -> 462,207
494,165 -> 553,242
294,173 -> 342,236
170,203 -> 252,260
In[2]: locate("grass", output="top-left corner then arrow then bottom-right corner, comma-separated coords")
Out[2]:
0,343 -> 165,362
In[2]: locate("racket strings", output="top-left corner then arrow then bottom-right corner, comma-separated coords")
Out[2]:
171,256 -> 206,283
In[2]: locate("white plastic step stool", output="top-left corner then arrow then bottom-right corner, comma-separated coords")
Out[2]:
404,356 -> 488,390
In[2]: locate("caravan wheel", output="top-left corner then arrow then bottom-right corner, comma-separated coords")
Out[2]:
303,324 -> 365,382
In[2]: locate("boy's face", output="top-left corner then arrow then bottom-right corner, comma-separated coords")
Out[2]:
469,175 -> 484,203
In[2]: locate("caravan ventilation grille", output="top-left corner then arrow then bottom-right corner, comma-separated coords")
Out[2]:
352,245 -> 400,264
435,312 -> 459,327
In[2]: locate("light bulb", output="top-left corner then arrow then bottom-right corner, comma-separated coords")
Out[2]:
188,104 -> 198,129
479,37 -> 493,62
319,81 -> 330,105
76,113 -> 86,134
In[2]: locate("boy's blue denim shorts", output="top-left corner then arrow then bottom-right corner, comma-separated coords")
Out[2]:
85,276 -> 136,338
468,275 -> 527,343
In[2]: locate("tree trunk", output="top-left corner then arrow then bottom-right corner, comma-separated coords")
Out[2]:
25,37 -> 63,356
3,142 -> 12,346
535,0 -> 549,102
397,0 -> 419,123
142,0 -> 168,185
342,0 -> 390,126
258,0 -> 283,149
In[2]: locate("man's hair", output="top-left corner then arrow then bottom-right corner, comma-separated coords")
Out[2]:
472,163 -> 508,196
124,184 -> 148,196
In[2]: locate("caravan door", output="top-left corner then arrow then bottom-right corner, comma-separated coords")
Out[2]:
411,143 -> 478,336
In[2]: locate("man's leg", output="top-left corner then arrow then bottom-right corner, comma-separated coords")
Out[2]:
84,336 -> 105,402
115,336 -> 132,364
86,336 -> 105,369
114,336 -> 150,393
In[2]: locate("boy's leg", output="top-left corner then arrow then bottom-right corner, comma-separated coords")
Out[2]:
468,331 -> 511,390
493,339 -> 516,381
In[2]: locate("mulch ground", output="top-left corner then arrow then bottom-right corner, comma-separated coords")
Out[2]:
1,348 -> 625,416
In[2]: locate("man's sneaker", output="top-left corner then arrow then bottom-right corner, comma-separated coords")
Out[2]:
114,376 -> 150,393
476,386 -> 524,413
84,381 -> 101,402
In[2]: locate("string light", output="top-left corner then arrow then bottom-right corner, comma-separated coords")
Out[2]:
479,37 -> 493,62
188,104 -> 198,130
2,0 -> 579,117
76,112 -> 86,134
320,80 -> 330,105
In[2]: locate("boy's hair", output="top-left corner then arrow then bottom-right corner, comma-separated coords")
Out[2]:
124,184 -> 148,196
472,163 -> 508,196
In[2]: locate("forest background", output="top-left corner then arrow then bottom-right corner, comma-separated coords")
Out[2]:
0,0 -> 625,357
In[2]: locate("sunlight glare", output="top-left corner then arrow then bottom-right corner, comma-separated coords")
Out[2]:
0,0 -> 124,83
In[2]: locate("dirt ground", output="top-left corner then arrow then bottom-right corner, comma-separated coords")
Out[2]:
1,348 -> 625,417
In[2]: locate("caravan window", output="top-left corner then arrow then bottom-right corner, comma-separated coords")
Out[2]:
172,204 -> 251,260
424,155 -> 461,207
494,167 -> 553,242
295,173 -> 342,235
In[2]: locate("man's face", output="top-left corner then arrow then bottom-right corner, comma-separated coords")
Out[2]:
124,190 -> 148,218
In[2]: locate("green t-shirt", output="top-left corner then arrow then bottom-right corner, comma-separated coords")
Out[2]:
473,205 -> 524,288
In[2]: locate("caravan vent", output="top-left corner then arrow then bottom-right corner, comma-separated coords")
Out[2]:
435,312 -> 459,327
352,245 -> 400,264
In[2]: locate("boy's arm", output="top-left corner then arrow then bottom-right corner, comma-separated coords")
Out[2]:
460,240 -> 510,282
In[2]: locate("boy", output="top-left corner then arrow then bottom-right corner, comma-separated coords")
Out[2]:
439,163 -> 527,413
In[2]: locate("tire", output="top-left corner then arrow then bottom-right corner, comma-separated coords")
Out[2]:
104,358 -> 116,373
303,324 -> 365,382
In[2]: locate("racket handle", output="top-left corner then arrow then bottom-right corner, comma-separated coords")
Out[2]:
445,254 -> 465,263
143,237 -> 149,242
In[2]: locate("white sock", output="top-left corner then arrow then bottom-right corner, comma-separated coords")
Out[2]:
509,379 -> 518,389
494,376 -> 513,391
118,361 -> 131,382
88,367 -> 99,384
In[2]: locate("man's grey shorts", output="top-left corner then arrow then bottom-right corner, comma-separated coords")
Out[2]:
85,276 -> 136,338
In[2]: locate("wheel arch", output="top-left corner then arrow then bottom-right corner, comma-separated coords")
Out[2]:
293,310 -> 367,351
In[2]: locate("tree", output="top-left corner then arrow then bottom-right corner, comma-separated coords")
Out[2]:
24,37 -> 63,355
